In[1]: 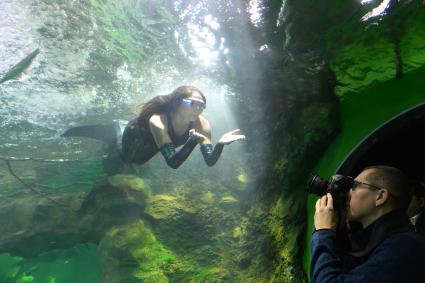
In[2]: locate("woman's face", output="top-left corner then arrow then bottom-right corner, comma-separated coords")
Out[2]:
177,91 -> 206,122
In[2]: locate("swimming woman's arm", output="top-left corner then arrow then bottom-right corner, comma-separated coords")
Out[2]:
200,143 -> 224,166
149,114 -> 200,169
193,116 -> 224,166
196,118 -> 245,166
159,140 -> 198,169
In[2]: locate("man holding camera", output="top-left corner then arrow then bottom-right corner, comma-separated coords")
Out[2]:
310,165 -> 425,282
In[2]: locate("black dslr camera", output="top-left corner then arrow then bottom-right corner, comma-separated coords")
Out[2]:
308,174 -> 354,211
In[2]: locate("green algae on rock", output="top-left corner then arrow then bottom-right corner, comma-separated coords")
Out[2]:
99,220 -> 175,283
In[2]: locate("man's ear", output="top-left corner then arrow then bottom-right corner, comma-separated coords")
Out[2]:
376,188 -> 390,206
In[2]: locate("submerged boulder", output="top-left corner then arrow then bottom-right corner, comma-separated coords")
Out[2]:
78,174 -> 151,242
0,191 -> 85,257
144,194 -> 197,220
98,220 -> 174,283
0,174 -> 151,257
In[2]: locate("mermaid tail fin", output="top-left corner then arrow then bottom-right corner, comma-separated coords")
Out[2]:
61,120 -> 128,144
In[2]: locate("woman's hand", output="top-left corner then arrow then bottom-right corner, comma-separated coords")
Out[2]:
218,129 -> 246,145
189,129 -> 207,143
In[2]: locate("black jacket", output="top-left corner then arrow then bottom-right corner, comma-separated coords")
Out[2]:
310,210 -> 425,282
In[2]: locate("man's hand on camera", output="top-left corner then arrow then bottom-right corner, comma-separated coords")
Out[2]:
314,193 -> 338,231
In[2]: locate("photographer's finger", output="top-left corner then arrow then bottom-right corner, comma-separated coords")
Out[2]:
326,193 -> 334,210
320,194 -> 327,208
315,198 -> 321,210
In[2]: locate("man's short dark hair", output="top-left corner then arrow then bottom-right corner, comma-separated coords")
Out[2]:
364,165 -> 412,210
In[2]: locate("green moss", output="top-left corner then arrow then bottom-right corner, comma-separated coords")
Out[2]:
87,0 -> 180,65
16,275 -> 35,283
193,266 -> 228,283
332,37 -> 395,95
0,253 -> 22,281
219,195 -> 238,204
145,194 -> 198,220
100,221 -> 175,282
200,191 -> 215,204
134,270 -> 168,283
324,3 -> 425,96
108,174 -> 148,193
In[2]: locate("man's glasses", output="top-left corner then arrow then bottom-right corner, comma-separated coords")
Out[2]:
182,98 -> 206,111
351,180 -> 382,191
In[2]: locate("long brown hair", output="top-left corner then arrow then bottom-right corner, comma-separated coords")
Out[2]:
135,85 -> 206,123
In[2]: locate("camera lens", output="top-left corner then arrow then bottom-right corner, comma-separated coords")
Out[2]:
308,175 -> 329,196
308,174 -> 353,212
